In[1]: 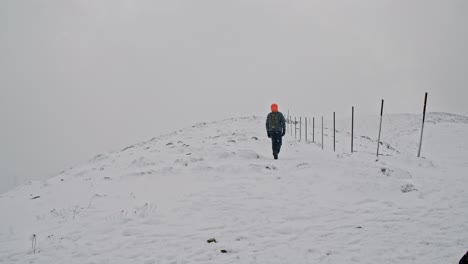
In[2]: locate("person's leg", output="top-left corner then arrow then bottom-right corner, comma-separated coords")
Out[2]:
271,133 -> 276,157
272,132 -> 281,159
276,135 -> 283,154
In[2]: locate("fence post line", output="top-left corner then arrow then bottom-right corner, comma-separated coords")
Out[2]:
309,117 -> 312,140
305,117 -> 308,142
417,92 -> 428,157
289,116 -> 293,137
295,117 -> 297,139
313,117 -> 315,143
299,117 -> 302,141
377,99 -> 384,157
321,116 -> 324,150
351,106 -> 354,153
333,112 -> 336,152
289,114 -> 291,136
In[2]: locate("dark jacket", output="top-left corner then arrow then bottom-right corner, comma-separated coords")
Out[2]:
266,112 -> 286,134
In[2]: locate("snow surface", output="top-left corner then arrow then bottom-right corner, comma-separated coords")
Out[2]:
0,113 -> 467,264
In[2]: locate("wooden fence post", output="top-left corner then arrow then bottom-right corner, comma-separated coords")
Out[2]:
313,117 -> 315,143
333,112 -> 336,152
295,117 -> 297,139
305,117 -> 308,142
321,116 -> 324,150
351,106 -> 354,153
377,99 -> 384,157
418,92 -> 428,157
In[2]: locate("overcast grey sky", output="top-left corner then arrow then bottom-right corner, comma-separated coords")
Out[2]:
1,0 -> 467,193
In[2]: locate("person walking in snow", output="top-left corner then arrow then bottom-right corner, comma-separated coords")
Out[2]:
266,103 -> 286,160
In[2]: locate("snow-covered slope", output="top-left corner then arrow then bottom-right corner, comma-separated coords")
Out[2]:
0,113 -> 467,264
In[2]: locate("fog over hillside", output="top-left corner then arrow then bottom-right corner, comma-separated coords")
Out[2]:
1,0 -> 468,193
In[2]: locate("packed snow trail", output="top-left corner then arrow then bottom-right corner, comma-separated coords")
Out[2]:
0,114 -> 467,263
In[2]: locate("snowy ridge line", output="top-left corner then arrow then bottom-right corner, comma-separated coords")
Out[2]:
61,116 -> 262,176
44,112 -> 468,180
106,116 -> 261,156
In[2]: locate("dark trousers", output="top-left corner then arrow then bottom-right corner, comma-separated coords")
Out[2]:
271,131 -> 283,154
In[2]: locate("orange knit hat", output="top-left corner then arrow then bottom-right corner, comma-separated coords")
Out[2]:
271,103 -> 278,112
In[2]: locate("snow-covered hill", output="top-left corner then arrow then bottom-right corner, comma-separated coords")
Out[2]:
0,113 -> 467,264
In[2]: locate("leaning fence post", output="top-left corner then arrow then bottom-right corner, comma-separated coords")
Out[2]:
377,99 -> 384,157
351,106 -> 354,153
417,92 -> 428,157
321,116 -> 324,150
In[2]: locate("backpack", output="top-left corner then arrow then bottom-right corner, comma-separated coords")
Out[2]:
268,112 -> 282,130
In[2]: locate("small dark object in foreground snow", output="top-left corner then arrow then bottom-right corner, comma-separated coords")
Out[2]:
356,226 -> 363,229
31,196 -> 40,200
401,184 -> 417,193
252,137 -> 258,140
207,238 -> 217,243
104,177 -> 111,180
220,249 -> 228,253
381,168 -> 392,176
